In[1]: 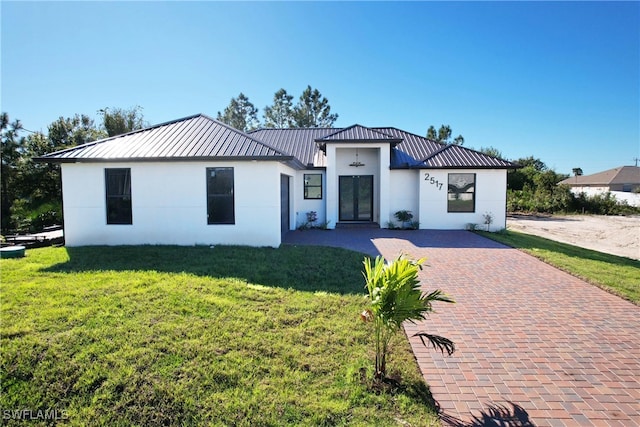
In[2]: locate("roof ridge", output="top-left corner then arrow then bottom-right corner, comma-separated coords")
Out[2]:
38,114 -> 206,158
317,124 -> 402,142
250,126 -> 341,133
37,114 -> 294,161
188,114 -> 292,158
320,124 -> 361,139
420,143 -> 452,163
365,126 -> 400,139
375,126 -> 442,145
420,142 -> 515,166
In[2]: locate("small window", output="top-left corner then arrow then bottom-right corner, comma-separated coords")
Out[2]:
448,173 -> 475,213
105,168 -> 132,224
304,174 -> 322,199
207,167 -> 234,224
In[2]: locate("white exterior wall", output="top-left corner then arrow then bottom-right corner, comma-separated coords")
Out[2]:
569,187 -> 640,207
61,161 -> 284,247
571,186 -> 610,193
418,169 -> 507,230
293,170 -> 327,228
388,170 -> 420,227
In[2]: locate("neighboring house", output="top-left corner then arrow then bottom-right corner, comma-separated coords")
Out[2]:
37,114 -> 517,247
558,166 -> 640,207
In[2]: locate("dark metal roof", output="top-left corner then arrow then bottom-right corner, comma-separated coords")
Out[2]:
316,124 -> 401,143
37,115 -> 516,170
421,144 -> 516,169
372,127 -> 516,169
373,127 -> 443,166
248,128 -> 334,167
37,114 -> 292,163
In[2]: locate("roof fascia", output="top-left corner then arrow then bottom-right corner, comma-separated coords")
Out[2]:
319,139 -> 402,145
314,125 -> 402,147
35,155 -> 296,164
406,165 -> 520,170
419,143 -> 519,169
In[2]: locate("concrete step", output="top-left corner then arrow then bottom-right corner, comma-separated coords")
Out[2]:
335,222 -> 380,229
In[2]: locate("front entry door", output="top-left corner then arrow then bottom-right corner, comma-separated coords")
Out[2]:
339,175 -> 373,221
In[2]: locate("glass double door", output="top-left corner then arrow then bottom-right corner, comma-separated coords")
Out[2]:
339,175 -> 373,222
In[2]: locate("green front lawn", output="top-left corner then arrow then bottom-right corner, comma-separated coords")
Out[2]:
479,230 -> 640,304
1,246 -> 440,426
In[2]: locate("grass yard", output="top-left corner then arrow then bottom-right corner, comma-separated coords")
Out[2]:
1,245 -> 440,426
479,230 -> 640,304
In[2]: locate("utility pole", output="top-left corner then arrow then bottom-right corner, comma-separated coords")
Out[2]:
634,157 -> 639,167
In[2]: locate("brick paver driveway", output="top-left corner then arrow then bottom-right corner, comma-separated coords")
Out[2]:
284,229 -> 640,426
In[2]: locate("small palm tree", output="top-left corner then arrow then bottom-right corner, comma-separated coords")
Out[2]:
394,210 -> 413,229
361,256 -> 455,380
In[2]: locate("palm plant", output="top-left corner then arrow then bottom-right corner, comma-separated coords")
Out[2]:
361,256 -> 455,380
394,210 -> 414,229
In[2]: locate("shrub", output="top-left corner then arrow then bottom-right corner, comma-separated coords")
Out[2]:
507,187 -> 640,215
393,210 -> 415,229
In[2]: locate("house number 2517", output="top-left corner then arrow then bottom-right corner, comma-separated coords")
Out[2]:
424,173 -> 443,191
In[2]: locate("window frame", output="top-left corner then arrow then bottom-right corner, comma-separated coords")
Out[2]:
105,168 -> 133,225
206,167 -> 235,225
447,173 -> 476,213
303,173 -> 323,200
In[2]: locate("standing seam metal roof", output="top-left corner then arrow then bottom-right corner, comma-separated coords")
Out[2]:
421,144 -> 515,168
37,114 -> 291,162
248,128 -> 335,167
372,127 -> 443,164
316,124 -> 402,142
37,115 -> 516,170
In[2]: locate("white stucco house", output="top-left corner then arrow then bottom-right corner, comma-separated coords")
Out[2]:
37,114 -> 517,247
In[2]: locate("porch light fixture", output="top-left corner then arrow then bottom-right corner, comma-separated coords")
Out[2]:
349,148 -> 365,167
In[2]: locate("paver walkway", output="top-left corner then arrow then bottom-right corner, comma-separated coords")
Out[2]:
283,229 -> 640,426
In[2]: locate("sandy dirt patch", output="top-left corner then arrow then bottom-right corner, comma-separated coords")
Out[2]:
506,214 -> 640,260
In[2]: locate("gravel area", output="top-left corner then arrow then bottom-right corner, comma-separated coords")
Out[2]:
506,214 -> 640,260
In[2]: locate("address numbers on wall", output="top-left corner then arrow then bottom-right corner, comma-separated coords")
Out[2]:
424,172 -> 443,191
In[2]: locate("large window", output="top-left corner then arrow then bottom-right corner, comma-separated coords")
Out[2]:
207,167 -> 235,224
105,168 -> 132,224
304,174 -> 323,199
447,173 -> 475,213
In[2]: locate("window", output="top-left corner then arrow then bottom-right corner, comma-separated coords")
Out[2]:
448,173 -> 475,213
207,167 -> 234,224
304,174 -> 322,199
105,168 -> 132,224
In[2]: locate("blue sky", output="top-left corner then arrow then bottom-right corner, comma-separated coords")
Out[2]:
2,1 -> 638,175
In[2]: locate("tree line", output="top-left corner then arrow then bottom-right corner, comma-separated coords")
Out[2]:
216,85 -> 338,131
1,107 -> 147,234
507,157 -> 639,215
219,87 -> 471,149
